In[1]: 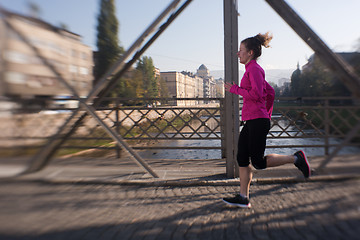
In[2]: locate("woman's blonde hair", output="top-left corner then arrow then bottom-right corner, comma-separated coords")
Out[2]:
241,32 -> 273,59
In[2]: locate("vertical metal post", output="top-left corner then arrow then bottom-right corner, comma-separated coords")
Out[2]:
324,99 -> 330,155
224,0 -> 239,178
220,98 -> 226,160
115,98 -> 121,158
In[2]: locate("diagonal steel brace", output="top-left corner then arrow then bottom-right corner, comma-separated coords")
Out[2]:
265,0 -> 360,99
20,0 -> 193,177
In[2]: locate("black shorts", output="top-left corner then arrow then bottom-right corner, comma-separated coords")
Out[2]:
237,118 -> 270,169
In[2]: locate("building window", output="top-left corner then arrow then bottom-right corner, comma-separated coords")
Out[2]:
69,65 -> 77,73
4,50 -> 28,64
4,71 -> 26,84
81,52 -> 88,60
79,67 -> 88,75
71,49 -> 78,58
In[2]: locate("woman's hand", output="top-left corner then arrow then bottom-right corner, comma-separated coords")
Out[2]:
224,82 -> 235,92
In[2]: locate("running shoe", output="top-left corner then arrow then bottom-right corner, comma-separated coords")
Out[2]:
294,150 -> 311,178
222,194 -> 251,208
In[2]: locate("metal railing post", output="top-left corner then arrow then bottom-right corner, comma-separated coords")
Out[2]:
115,98 -> 121,158
220,98 -> 226,160
224,0 -> 239,178
324,99 -> 330,155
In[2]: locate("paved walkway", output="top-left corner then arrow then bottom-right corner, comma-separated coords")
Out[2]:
0,178 -> 359,239
3,153 -> 359,184
0,153 -> 359,239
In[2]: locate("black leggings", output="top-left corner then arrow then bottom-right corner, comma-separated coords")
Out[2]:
237,118 -> 270,169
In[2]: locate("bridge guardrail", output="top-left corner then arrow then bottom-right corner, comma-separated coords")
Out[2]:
0,97 -> 359,162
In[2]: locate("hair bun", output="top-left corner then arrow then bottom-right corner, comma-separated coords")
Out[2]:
255,32 -> 273,48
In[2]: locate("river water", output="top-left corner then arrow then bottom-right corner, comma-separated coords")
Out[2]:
137,135 -> 360,160
137,116 -> 360,160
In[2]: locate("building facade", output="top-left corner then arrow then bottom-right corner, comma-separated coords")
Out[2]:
160,64 -> 222,106
160,71 -> 204,106
0,8 -> 93,100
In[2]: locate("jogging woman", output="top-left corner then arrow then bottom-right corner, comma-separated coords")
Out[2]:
223,32 -> 311,208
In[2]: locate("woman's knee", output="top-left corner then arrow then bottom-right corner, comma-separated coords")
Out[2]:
251,156 -> 267,169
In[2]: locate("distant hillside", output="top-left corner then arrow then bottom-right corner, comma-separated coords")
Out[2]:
210,68 -> 295,85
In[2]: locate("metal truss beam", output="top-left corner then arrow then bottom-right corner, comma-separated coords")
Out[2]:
15,0 -> 193,178
265,0 -> 360,99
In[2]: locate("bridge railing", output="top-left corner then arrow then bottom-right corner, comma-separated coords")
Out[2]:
0,96 -> 359,163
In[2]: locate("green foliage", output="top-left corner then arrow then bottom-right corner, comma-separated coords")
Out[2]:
289,54 -> 359,97
114,71 -> 144,99
94,1 -> 166,103
110,56 -> 169,103
136,56 -> 159,99
94,0 -> 124,82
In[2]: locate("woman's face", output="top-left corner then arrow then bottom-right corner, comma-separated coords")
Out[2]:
237,43 -> 253,65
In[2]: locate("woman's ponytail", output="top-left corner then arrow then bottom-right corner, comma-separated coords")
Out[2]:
254,32 -> 273,48
242,32 -> 273,60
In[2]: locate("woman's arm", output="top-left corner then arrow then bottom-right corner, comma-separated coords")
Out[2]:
265,81 -> 275,117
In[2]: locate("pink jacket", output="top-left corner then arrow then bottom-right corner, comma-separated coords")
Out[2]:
230,60 -> 275,121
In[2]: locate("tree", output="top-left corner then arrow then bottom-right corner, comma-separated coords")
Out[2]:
290,55 -> 354,97
290,63 -> 302,97
136,56 -> 158,99
94,0 -> 124,84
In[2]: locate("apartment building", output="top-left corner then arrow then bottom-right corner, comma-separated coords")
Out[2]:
160,71 -> 204,106
160,64 -> 222,106
0,8 -> 93,101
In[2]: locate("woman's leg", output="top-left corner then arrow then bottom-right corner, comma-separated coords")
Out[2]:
239,165 -> 252,197
237,124 -> 251,197
266,153 -> 295,168
238,119 -> 269,197
267,151 -> 311,178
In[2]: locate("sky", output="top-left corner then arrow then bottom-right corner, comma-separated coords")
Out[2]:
1,0 -> 360,78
